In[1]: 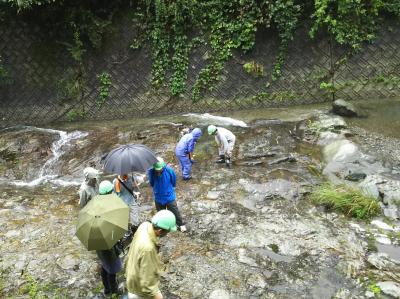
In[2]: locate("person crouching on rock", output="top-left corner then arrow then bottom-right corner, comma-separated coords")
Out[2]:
175,127 -> 202,181
207,125 -> 236,168
96,180 -> 123,296
148,157 -> 187,232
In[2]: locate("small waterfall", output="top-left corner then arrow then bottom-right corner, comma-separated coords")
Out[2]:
183,113 -> 248,127
10,127 -> 88,187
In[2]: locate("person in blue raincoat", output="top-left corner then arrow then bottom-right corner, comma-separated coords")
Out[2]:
148,157 -> 186,232
175,127 -> 202,180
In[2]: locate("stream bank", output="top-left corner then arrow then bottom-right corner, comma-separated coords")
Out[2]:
1,100 -> 400,298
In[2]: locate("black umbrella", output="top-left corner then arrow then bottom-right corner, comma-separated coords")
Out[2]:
103,144 -> 158,175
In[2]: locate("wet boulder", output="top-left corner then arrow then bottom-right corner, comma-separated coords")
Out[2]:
344,172 -> 366,182
209,289 -> 231,299
323,140 -> 358,163
367,252 -> 400,271
376,281 -> 400,298
317,131 -> 344,146
322,139 -> 388,183
359,174 -> 400,219
331,99 -> 359,117
314,114 -> 347,132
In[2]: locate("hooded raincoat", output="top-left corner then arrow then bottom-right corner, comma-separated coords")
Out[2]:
126,222 -> 162,298
78,167 -> 99,209
175,128 -> 202,179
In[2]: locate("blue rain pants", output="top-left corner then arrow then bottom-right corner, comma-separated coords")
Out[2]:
177,155 -> 192,179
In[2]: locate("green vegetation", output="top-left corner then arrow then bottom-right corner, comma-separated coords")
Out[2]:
0,269 -> 5,298
65,109 -> 85,122
0,149 -> 16,162
268,243 -> 279,253
57,68 -> 83,102
373,74 -> 400,86
310,183 -> 381,220
18,274 -> 68,299
387,230 -> 400,242
243,61 -> 264,77
310,0 -> 382,51
368,282 -> 381,295
1,0 -> 400,101
319,82 -> 336,95
97,72 -> 112,107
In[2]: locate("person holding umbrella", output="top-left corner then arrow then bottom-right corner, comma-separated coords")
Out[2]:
113,173 -> 141,230
103,144 -> 158,232
78,167 -> 100,209
148,157 -> 187,232
96,180 -> 123,296
175,127 -> 202,180
76,181 -> 129,296
126,210 -> 177,299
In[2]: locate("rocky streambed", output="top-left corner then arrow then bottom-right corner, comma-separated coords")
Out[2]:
0,102 -> 400,298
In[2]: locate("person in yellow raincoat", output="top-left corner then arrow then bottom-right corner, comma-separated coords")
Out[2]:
125,210 -> 177,299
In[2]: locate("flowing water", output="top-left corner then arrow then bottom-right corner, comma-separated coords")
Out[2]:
0,101 -> 399,298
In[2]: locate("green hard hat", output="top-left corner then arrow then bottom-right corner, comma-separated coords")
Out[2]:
153,157 -> 166,171
208,125 -> 217,135
151,210 -> 177,232
99,180 -> 113,195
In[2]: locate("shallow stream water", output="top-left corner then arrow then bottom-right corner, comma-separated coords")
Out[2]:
1,100 -> 399,298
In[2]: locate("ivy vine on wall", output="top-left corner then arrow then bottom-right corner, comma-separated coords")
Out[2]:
132,0 -> 400,101
2,0 -> 400,103
97,72 -> 112,107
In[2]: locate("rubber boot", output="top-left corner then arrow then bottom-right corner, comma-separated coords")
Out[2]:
100,267 -> 111,295
109,274 -> 122,296
215,155 -> 225,163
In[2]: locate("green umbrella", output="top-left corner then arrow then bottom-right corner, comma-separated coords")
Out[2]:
76,194 -> 129,251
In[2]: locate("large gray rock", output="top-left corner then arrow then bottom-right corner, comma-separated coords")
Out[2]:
359,174 -> 400,219
332,99 -> 359,117
315,114 -> 347,132
323,140 -> 358,163
209,289 -> 231,299
322,141 -> 387,183
376,281 -> 400,298
367,252 -> 400,271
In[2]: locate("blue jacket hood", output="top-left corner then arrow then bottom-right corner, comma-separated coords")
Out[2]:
191,128 -> 202,140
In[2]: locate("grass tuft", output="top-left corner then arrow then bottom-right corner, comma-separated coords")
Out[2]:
310,183 -> 381,220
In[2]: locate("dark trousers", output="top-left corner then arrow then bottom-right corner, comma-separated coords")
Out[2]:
100,267 -> 118,294
155,200 -> 184,227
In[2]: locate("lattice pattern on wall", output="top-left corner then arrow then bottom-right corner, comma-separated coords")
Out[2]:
0,18 -> 400,128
